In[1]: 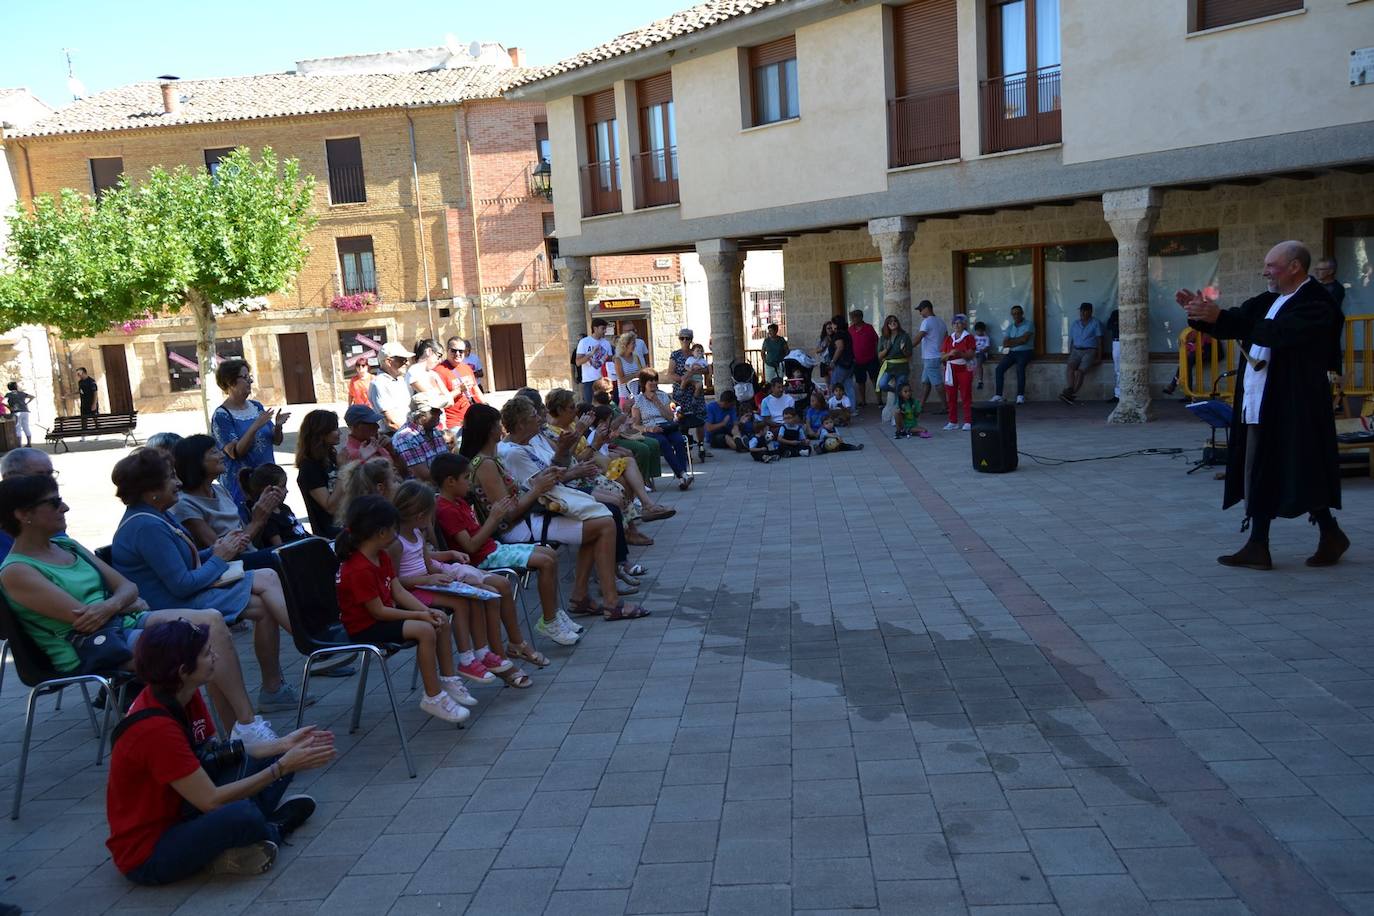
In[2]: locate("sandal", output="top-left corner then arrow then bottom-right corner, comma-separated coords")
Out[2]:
640,506 -> 676,523
507,641 -> 550,668
615,582 -> 639,595
568,595 -> 600,617
496,666 -> 532,689
626,531 -> 655,547
602,601 -> 651,621
622,563 -> 648,577
678,476 -> 693,491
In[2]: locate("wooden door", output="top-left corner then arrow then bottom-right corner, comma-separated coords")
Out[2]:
100,344 -> 133,414
276,333 -> 317,404
488,324 -> 528,392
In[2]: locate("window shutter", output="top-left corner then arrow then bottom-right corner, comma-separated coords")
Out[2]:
637,72 -> 673,107
893,0 -> 959,98
585,88 -> 617,124
749,35 -> 796,68
325,137 -> 362,168
1197,0 -> 1301,30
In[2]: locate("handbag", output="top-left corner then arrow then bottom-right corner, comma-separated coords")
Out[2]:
65,619 -> 135,674
542,483 -> 611,521
213,560 -> 245,587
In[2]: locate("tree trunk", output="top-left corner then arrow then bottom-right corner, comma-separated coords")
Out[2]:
188,289 -> 217,432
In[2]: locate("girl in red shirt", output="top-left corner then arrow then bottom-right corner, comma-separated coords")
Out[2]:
940,313 -> 977,429
335,495 -> 472,724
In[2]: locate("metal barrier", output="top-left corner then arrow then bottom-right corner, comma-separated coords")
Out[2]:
1175,329 -> 1235,400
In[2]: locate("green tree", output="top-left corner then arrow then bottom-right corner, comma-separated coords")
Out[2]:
0,147 -> 316,425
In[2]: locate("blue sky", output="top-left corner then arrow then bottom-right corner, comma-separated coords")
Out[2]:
3,0 -> 690,108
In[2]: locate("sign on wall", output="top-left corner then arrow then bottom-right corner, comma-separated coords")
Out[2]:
1353,47 -> 1374,87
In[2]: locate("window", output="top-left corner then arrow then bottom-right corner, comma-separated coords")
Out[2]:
89,157 -> 123,199
582,89 -> 621,216
636,73 -> 679,206
534,121 -> 550,165
1328,217 -> 1374,316
1148,233 -> 1219,354
338,326 -> 387,372
543,213 -> 560,285
748,290 -> 786,343
1044,241 -> 1118,354
982,0 -> 1061,152
962,247 -> 1035,347
325,137 -> 366,204
890,0 -> 961,166
165,337 -> 244,391
203,147 -> 235,176
1194,0 -> 1302,31
836,261 -> 883,322
749,36 -> 799,126
337,236 -> 377,295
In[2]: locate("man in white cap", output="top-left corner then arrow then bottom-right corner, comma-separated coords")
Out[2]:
391,391 -> 452,481
369,340 -> 414,432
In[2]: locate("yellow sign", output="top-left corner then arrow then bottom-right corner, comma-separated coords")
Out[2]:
597,298 -> 642,311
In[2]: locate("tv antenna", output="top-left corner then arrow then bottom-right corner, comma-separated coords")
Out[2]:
62,47 -> 87,99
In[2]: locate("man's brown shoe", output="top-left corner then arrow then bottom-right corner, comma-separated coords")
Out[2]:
1306,527 -> 1350,567
1217,542 -> 1273,570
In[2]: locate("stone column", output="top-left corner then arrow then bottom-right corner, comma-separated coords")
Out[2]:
695,239 -> 744,395
555,256 -> 592,387
868,216 -> 918,328
1104,188 -> 1162,425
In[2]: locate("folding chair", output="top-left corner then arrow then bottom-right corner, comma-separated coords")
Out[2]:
0,595 -> 135,818
274,537 -> 422,779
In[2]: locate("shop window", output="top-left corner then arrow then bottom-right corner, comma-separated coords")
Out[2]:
165,337 -> 244,391
836,261 -> 883,324
1044,241 -> 1119,354
1148,232 -> 1219,354
338,326 -> 387,372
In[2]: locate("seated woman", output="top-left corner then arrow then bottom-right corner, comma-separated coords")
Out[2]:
630,369 -> 693,490
294,409 -> 342,539
459,403 -> 649,621
106,619 -> 335,885
109,449 -> 303,714
591,379 -> 661,484
170,435 -> 283,563
0,475 -> 277,746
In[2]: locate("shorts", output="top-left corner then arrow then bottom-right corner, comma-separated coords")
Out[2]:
499,513 -> 586,546
347,619 -> 409,645
854,359 -> 881,386
1067,348 -> 1100,371
921,358 -> 943,388
478,543 -> 536,571
708,431 -> 733,448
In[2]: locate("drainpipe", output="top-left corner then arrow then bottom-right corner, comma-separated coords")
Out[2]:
459,104 -> 492,380
404,108 -> 436,340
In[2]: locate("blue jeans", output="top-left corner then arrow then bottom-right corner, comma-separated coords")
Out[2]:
876,364 -> 909,398
647,430 -> 689,477
830,364 -> 857,405
580,381 -> 596,405
124,754 -> 291,886
994,350 -> 1033,397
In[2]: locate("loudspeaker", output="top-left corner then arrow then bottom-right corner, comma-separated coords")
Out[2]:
971,401 -> 1017,473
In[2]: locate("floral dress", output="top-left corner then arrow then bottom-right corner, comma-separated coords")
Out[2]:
211,399 -> 275,506
668,350 -> 706,422
541,426 -> 640,524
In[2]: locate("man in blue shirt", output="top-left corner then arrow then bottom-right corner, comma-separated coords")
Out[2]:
991,305 -> 1035,404
1061,302 -> 1104,404
704,390 -> 744,451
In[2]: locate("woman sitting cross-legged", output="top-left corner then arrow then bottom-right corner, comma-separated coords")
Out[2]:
630,369 -> 693,490
106,619 -> 335,885
0,475 -> 278,746
109,449 -> 305,714
459,403 -> 650,621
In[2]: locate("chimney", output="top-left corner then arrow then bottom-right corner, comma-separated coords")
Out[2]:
158,76 -> 180,115
507,47 -> 525,68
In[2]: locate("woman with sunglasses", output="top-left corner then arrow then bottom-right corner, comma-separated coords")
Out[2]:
211,359 -> 288,507
0,474 -> 278,746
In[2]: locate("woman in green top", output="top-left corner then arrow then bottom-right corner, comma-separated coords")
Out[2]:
876,315 -> 914,403
0,474 -> 277,745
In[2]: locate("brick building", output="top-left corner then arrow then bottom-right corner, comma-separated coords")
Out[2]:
1,45 -> 682,413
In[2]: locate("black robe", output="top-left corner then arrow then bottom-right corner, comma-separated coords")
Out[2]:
1189,279 -> 1342,520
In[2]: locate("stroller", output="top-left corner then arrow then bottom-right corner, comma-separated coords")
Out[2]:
781,357 -> 814,401
730,361 -> 759,406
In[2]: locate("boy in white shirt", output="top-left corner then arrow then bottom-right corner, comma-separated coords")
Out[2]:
826,388 -> 853,426
759,377 -> 796,429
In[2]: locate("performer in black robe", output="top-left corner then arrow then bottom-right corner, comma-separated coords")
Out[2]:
1179,240 -> 1347,570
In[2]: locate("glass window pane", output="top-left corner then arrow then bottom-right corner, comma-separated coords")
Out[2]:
840,262 -> 883,322
1001,1 -> 1028,75
1044,241 -> 1119,355
1148,233 -> 1219,353
963,248 -> 1034,343
360,252 -> 376,292
342,254 -> 360,294
1036,0 -> 1061,68
782,59 -> 799,119
1332,218 -> 1374,315
755,64 -> 781,123
666,101 -> 677,149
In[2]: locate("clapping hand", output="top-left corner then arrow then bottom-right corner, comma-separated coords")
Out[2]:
1176,288 -> 1221,323
278,726 -> 336,773
212,530 -> 250,560
491,495 -> 516,520
275,409 -> 291,428
569,460 -> 599,480
530,467 -> 560,495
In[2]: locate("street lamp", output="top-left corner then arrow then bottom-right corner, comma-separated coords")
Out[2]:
530,159 -> 553,201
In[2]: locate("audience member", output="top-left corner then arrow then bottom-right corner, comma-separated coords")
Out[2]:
333,457 -> 398,528
612,332 -> 646,406
758,377 -> 795,429
940,314 -> 976,430
777,407 -> 814,458
914,300 -> 948,410
145,432 -> 183,460
665,329 -> 709,460
815,319 -> 837,381
369,341 -> 414,432
705,390 -> 744,452
849,309 -> 880,407
972,320 -> 992,391
894,382 -> 929,439
0,446 -> 55,560
460,340 -> 485,387
211,359 -> 286,506
391,393 -> 451,482
109,449 -> 302,713
575,318 -> 613,404
170,435 -> 283,554
826,386 -> 853,426
106,619 -> 334,884
876,315 -> 913,410
592,379 -> 662,482
630,370 -> 692,489
1061,302 -> 1104,404
762,323 -> 788,382
815,415 -> 864,453
294,409 -> 342,538
405,339 -> 448,400
828,314 -> 857,410
991,305 -> 1035,404
804,390 -> 829,437
435,337 -> 483,430
240,466 -> 308,550
347,360 -> 372,406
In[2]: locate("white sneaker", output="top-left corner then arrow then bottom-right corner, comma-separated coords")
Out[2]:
988,395 -> 1004,403
440,676 -> 479,708
961,423 -> 971,431
537,615 -> 581,646
1015,395 -> 1026,404
231,715 -> 279,748
942,422 -> 958,431
557,608 -> 585,635
420,692 -> 471,724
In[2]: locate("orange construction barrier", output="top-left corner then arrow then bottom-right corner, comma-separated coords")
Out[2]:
1176,328 -> 1234,400
1342,314 -> 1374,397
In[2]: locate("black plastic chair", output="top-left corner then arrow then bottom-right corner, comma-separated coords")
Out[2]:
274,537 -> 420,778
0,595 -> 134,818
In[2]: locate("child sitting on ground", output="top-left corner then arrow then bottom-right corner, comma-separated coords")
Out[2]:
335,495 -> 472,724
826,386 -> 853,426
816,415 -> 864,453
777,407 -> 815,457
805,390 -> 830,437
895,382 -> 930,439
973,321 -> 992,391
748,423 -> 780,463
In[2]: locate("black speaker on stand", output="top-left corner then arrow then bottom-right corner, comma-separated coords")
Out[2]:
971,401 -> 1017,473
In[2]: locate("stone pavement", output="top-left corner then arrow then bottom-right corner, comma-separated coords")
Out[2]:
1,398 -> 1372,915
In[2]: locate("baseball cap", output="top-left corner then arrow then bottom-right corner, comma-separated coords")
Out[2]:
344,404 -> 384,427
381,341 -> 414,359
410,390 -> 449,413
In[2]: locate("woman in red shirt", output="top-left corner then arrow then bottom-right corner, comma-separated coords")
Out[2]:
940,314 -> 977,430
106,619 -> 335,884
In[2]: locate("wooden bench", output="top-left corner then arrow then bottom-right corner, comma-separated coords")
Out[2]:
44,412 -> 139,452
1336,397 -> 1374,478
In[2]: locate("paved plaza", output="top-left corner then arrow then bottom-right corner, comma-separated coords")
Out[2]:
1,399 -> 1372,915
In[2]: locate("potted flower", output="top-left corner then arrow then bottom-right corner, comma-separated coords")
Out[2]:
330,292 -> 378,313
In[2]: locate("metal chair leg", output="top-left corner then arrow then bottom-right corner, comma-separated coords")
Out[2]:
54,686 -> 63,712
77,682 -> 99,739
0,641 -> 8,699
296,656 -> 315,730
349,651 -> 374,734
96,678 -> 115,766
375,650 -> 417,778
11,687 -> 42,819
410,655 -> 420,693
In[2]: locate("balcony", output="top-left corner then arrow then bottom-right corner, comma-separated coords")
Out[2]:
327,164 -> 367,204
979,66 -> 1062,155
888,87 -> 961,168
579,159 -> 622,217
632,147 -> 679,209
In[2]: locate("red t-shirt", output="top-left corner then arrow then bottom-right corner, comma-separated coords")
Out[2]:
436,495 -> 495,564
106,688 -> 215,873
435,361 -> 483,428
337,550 -> 395,635
850,322 -> 879,364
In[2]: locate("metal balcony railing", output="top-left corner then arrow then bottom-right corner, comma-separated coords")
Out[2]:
979,66 -> 1062,154
632,147 -> 679,208
888,86 -> 961,168
579,159 -> 622,217
327,164 -> 367,204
